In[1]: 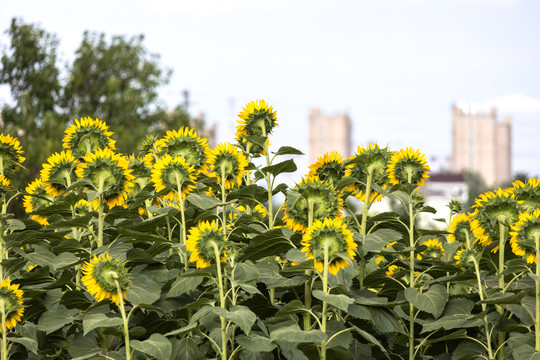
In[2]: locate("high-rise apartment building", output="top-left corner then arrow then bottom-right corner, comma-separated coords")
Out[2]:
451,103 -> 512,187
308,108 -> 352,164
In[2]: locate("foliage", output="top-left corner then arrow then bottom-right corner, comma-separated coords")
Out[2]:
0,97 -> 540,360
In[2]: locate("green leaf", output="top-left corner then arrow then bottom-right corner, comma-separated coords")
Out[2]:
131,333 -> 172,360
233,261 -> 260,284
6,219 -> 26,231
275,300 -> 307,317
25,246 -> 79,271
7,336 -> 38,354
83,313 -> 123,335
164,323 -> 198,337
212,305 -> 257,335
312,290 -> 354,312
61,290 -> 92,310
126,275 -> 161,305
187,193 -> 222,210
274,146 -> 304,156
261,159 -> 297,177
421,314 -> 483,333
404,284 -> 448,318
270,325 -> 327,343
167,276 -> 203,298
351,326 -> 388,354
236,334 -> 276,352
240,229 -> 293,262
37,306 -> 78,334
363,229 -> 403,254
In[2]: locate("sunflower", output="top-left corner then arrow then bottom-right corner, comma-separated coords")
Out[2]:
512,178 -> 540,213
387,148 -> 430,187
230,204 -> 267,222
0,133 -> 25,176
283,176 -> 343,233
301,217 -> 356,275
151,154 -> 196,201
40,150 -> 79,197
62,117 -> 116,158
23,178 -> 53,226
0,176 -> 11,197
309,151 -> 345,186
81,253 -> 130,305
454,248 -> 477,269
235,131 -> 271,156
75,148 -> 135,209
149,127 -> 209,172
205,143 -> 248,189
470,188 -> 519,251
417,238 -> 445,260
509,209 -> 540,264
236,99 -> 278,139
0,279 -> 24,331
448,213 -> 473,244
186,221 -> 227,269
345,144 -> 393,202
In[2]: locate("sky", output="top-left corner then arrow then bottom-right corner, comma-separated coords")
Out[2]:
1,0 -> 539,180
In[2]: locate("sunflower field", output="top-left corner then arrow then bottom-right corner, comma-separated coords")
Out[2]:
0,100 -> 540,360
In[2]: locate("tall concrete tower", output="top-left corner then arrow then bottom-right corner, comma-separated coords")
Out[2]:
309,108 -> 352,164
451,103 -> 512,187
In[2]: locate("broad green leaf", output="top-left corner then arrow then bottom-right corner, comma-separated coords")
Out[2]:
351,326 -> 388,354
212,306 -> 257,335
233,261 -> 260,284
83,313 -> 123,335
326,321 -> 353,349
6,218 -> 25,231
164,323 -> 198,337
270,325 -> 327,343
423,329 -> 468,345
274,146 -> 304,156
312,290 -> 354,312
187,193 -> 222,210
404,284 -> 448,318
240,229 -> 293,261
363,229 -> 403,254
275,300 -> 306,317
167,276 -> 203,297
37,306 -> 78,334
126,275 -> 161,305
172,337 -> 204,359
261,159 -> 297,177
479,291 -> 524,305
7,336 -> 38,354
131,333 -> 172,360
421,314 -> 483,333
61,290 -> 92,310
236,334 -> 276,352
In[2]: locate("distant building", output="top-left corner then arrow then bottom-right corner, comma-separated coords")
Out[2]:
308,108 -> 352,164
419,172 -> 468,229
451,103 -> 512,187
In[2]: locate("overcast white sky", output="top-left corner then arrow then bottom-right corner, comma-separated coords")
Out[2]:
1,0 -> 539,178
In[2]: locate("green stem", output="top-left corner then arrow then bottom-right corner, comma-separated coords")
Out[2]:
115,280 -> 131,360
211,242 -> 227,360
321,241 -> 330,360
1,300 -> 7,360
472,258 -> 494,359
261,123 -> 274,230
304,199 -> 315,331
407,171 -> 416,360
220,165 -> 227,239
497,219 -> 506,360
97,177 -> 105,248
360,169 -> 374,236
175,174 -> 189,270
535,233 -> 540,351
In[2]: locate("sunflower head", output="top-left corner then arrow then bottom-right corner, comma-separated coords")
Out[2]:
0,279 -> 24,331
301,217 -> 356,275
40,150 -> 79,197
151,154 -> 196,201
0,176 -> 11,197
62,117 -> 116,158
387,148 -> 430,187
417,238 -> 445,261
448,213 -> 473,244
23,178 -> 53,226
235,131 -> 270,156
205,143 -> 249,189
81,253 -> 130,305
454,248 -> 477,269
0,133 -> 25,176
186,221 -> 227,269
152,127 -> 209,172
75,148 -> 135,209
283,176 -> 343,233
236,100 -> 278,139
308,151 -> 345,186
230,204 -> 268,222
470,188 -> 519,250
512,178 -> 540,213
509,209 -> 540,264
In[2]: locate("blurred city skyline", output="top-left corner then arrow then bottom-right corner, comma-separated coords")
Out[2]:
1,0 -> 539,179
